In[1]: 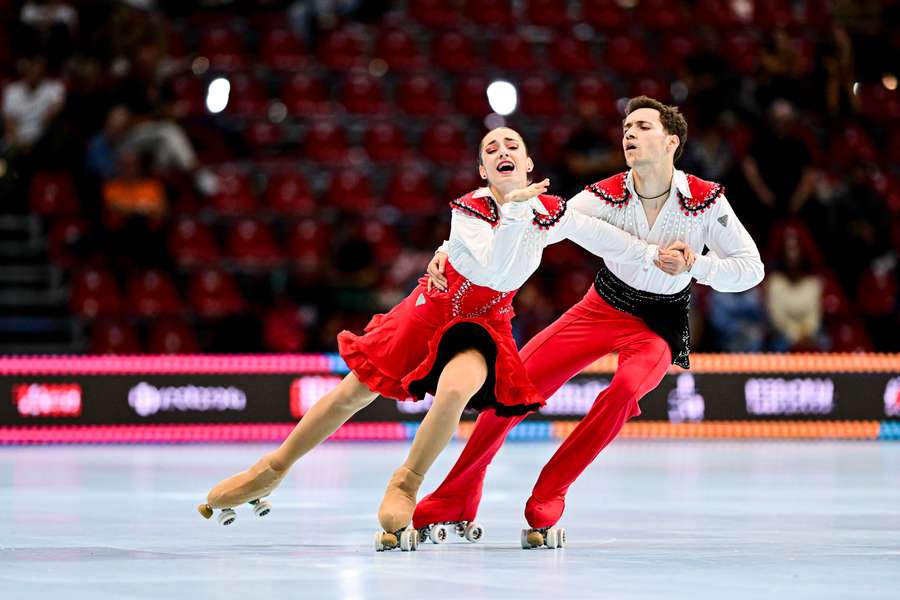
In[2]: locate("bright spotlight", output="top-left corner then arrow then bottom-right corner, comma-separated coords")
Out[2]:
206,78 -> 231,113
486,80 -> 517,116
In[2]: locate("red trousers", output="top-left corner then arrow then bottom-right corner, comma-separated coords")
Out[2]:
413,287 -> 672,529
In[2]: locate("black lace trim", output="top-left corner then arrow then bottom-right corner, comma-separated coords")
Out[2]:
532,195 -> 567,230
585,174 -> 630,208
677,183 -> 723,217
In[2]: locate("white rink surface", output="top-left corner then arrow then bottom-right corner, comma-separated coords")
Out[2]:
1,440 -> 899,600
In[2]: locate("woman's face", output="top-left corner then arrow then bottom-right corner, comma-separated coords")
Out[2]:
478,127 -> 532,190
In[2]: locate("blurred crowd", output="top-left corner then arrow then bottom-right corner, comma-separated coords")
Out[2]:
1,0 -> 898,354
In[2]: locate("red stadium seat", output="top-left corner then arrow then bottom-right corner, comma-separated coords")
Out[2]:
260,27 -> 309,70
421,122 -> 468,164
263,302 -> 306,352
830,125 -> 879,168
339,72 -> 388,115
225,219 -> 282,267
464,0 -> 513,27
171,75 -> 205,117
753,0 -> 795,29
526,0 -> 571,27
90,319 -> 141,354
857,265 -> 898,317
603,36 -> 652,76
199,26 -> 247,71
445,169 -> 481,200
581,0 -> 627,30
720,34 -> 760,75
326,170 -> 376,213
573,76 -> 619,118
689,0 -> 743,27
354,219 -> 403,265
489,35 -> 539,72
264,172 -> 315,216
226,73 -> 268,117
126,269 -> 182,318
29,172 -> 78,216
396,74 -> 447,116
209,166 -> 257,215
286,219 -> 329,274
188,268 -> 245,318
409,0 -> 461,28
282,73 -> 332,116
659,34 -> 698,73
147,318 -> 199,354
317,28 -> 365,70
374,29 -> 424,71
858,84 -> 900,122
829,317 -> 874,352
70,267 -> 122,318
364,122 -> 410,162
519,76 -> 563,117
47,217 -> 90,267
637,0 -> 686,30
549,38 -> 596,73
385,166 -> 441,216
454,75 -> 492,118
431,32 -> 480,73
630,77 -> 670,103
243,120 -> 283,153
301,121 -> 350,164
168,218 -> 219,267
539,122 -> 576,165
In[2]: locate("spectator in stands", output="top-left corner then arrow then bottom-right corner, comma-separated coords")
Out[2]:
740,99 -> 817,241
555,99 -> 624,198
704,288 -> 767,352
765,232 -> 827,352
2,56 -> 65,156
17,0 -> 78,67
87,106 -> 132,181
679,114 -> 736,183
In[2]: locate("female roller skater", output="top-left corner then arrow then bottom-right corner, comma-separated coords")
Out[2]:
198,127 -> 665,551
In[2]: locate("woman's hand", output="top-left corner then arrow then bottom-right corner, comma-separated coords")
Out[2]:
425,251 -> 448,292
504,178 -> 549,203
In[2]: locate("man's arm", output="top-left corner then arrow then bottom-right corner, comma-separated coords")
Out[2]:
690,195 -> 765,292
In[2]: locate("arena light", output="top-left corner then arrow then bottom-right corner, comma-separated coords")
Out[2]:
486,80 -> 517,116
206,77 -> 231,113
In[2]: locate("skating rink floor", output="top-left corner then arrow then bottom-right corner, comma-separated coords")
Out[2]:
1,439 -> 898,600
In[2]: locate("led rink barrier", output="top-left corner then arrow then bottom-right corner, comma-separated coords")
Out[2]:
1,353 -> 898,444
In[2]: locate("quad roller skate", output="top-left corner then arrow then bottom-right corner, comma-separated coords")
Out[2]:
197,454 -> 287,526
374,466 -> 424,552
520,527 -> 566,549
417,521 -> 485,545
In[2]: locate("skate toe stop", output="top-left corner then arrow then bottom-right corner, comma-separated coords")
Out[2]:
198,504 -> 214,519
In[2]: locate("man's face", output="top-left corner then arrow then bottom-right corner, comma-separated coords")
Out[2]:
479,127 -> 532,190
622,107 -> 676,167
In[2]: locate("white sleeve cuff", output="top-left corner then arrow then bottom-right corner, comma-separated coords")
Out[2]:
691,253 -> 715,282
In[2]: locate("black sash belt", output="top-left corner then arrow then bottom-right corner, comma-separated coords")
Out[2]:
593,262 -> 692,369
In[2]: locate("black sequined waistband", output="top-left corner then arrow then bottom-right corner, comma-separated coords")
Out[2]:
593,262 -> 692,368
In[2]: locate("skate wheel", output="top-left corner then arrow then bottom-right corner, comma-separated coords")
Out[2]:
545,527 -> 559,549
375,531 -> 386,551
464,522 -> 484,543
197,503 -> 213,519
399,528 -> 418,552
429,524 -> 449,544
252,499 -> 272,517
379,531 -> 398,550
556,528 -> 566,548
217,508 -> 236,526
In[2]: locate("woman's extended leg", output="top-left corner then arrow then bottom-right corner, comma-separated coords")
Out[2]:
378,349 -> 488,533
203,372 -> 378,511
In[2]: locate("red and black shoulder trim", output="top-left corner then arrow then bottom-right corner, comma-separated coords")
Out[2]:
532,194 -> 567,230
584,172 -> 630,209
449,190 -> 499,226
677,174 -> 724,217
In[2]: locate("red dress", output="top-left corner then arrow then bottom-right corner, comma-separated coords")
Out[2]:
337,191 -> 557,416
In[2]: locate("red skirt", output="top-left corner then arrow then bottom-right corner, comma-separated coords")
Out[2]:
337,280 -> 544,416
